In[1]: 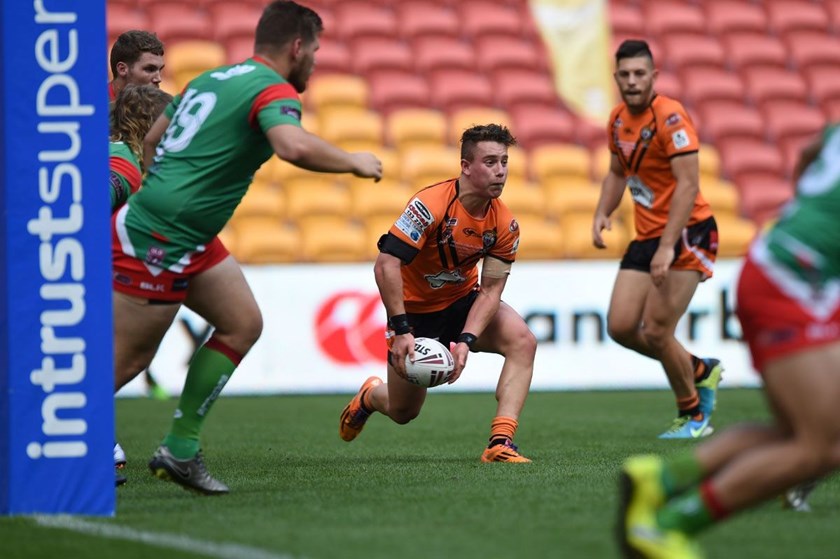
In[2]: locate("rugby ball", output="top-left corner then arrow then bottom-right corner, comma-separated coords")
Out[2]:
404,337 -> 455,387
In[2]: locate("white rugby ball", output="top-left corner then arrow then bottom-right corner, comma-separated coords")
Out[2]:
404,337 -> 455,387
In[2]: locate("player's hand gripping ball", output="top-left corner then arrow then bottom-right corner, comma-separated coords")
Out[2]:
404,337 -> 455,387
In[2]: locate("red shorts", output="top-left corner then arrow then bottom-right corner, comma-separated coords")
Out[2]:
736,256 -> 840,372
112,215 -> 229,302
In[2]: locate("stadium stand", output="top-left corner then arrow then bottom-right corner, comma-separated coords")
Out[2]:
166,40 -> 226,90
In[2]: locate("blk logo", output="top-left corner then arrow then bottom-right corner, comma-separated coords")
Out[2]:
315,291 -> 387,364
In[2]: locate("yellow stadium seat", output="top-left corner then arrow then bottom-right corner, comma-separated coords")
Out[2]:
560,212 -> 627,259
350,179 -> 411,221
216,225 -> 237,255
364,215 -> 399,259
505,145 -> 528,181
319,108 -> 384,149
230,219 -> 300,264
501,179 -> 547,220
544,179 -> 601,219
159,78 -> 178,96
512,215 -> 564,260
591,144 -> 613,182
283,178 -> 351,220
702,178 -> 739,215
297,216 -> 369,262
400,146 -> 461,189
387,108 -> 448,152
166,40 -> 227,91
715,213 -> 758,258
306,74 -> 369,113
447,107 -> 513,144
231,184 -> 285,221
699,143 -> 721,180
530,144 -> 592,183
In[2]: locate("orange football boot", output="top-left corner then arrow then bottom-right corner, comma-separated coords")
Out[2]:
339,376 -> 383,442
480,439 -> 531,463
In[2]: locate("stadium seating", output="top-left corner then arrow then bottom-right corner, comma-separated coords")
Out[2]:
608,3 -> 644,37
207,3 -> 261,44
231,183 -> 285,222
306,74 -> 369,113
107,4 -> 150,39
429,69 -> 495,113
334,2 -> 397,41
283,179 -> 352,221
400,146 -> 461,189
501,179 -> 548,221
413,36 -> 476,74
560,212 -> 626,259
458,1 -> 525,39
743,67 -> 809,107
308,41 -> 352,75
761,100 -> 826,144
644,2 -> 706,37
718,139 -> 785,183
510,106 -> 576,149
349,180 -> 411,221
544,180 -> 601,220
723,33 -> 788,72
699,144 -> 722,181
474,36 -> 548,74
166,40 -> 226,90
447,107 -> 513,144
350,37 -> 413,75
511,216 -> 564,260
785,31 -> 840,72
734,174 -> 794,227
230,219 -> 300,264
492,69 -> 559,111
703,0 -> 768,35
661,33 -> 726,73
146,2 -> 213,44
386,108 -> 448,153
297,216 -> 370,262
367,70 -> 432,114
396,2 -> 460,40
767,0 -> 829,35
505,146 -> 529,181
698,101 -> 765,144
714,213 -> 758,258
701,178 -> 739,216
679,67 -> 746,106
530,144 -> 592,184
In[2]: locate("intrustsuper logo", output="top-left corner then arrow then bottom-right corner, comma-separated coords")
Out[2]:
25,4 -> 95,460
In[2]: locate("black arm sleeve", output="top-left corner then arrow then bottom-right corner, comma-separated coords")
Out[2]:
377,233 -> 421,264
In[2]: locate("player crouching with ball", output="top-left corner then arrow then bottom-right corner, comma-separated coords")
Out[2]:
339,124 -> 536,462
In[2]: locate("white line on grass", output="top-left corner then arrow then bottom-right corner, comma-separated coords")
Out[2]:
34,515 -> 300,559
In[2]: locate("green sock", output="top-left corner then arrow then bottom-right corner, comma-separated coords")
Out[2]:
162,344 -> 236,459
661,451 -> 704,497
657,488 -> 715,535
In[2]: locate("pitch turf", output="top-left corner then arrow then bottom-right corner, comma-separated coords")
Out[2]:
2,389 -> 838,558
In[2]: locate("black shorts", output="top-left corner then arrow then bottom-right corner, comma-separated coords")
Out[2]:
620,216 -> 718,277
406,289 -> 480,346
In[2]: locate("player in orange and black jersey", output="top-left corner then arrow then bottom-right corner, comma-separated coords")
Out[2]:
592,40 -> 723,439
339,124 -> 537,463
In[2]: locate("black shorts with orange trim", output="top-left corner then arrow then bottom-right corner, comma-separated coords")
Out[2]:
406,289 -> 479,346
620,216 -> 718,280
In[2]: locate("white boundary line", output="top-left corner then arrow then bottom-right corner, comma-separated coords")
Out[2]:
33,515 -> 300,559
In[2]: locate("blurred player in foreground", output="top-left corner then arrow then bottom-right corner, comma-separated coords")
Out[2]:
112,0 -> 382,495
109,83 -> 173,486
592,39 -> 722,439
617,124 -> 840,558
339,124 -> 537,463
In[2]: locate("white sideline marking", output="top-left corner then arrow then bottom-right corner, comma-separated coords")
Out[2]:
34,515 -> 299,559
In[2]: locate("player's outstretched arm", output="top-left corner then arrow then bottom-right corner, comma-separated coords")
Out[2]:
142,114 -> 171,170
267,124 -> 382,181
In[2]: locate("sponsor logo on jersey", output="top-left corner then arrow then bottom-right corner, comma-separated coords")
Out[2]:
396,213 -> 423,243
140,281 -> 165,292
408,198 -> 433,227
113,273 -> 132,286
110,172 -> 125,201
280,105 -> 301,121
424,269 -> 466,289
145,246 -> 165,266
672,129 -> 690,149
511,237 -> 520,254
665,112 -> 681,126
640,127 -> 653,141
509,219 -> 519,233
210,64 -> 256,81
481,229 -> 497,249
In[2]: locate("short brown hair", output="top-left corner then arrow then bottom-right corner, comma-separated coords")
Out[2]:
460,124 -> 517,161
110,30 -> 164,78
255,1 -> 323,52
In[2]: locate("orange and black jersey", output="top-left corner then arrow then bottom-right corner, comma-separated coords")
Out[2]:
608,94 -> 712,240
379,179 -> 520,313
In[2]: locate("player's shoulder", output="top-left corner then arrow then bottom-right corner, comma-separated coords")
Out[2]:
414,179 -> 458,212
109,141 -> 137,162
652,95 -> 689,120
608,102 -> 628,122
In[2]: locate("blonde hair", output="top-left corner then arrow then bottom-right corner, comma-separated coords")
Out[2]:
111,84 -> 172,170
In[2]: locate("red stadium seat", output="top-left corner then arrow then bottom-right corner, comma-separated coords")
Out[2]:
761,100 -> 826,144
473,36 -> 548,74
718,139 -> 785,183
644,2 -> 706,37
723,33 -> 788,72
767,0 -> 829,35
828,0 -> 840,33
653,71 -> 682,100
310,41 -> 352,75
703,0 -> 768,35
698,101 -> 764,144
492,69 -> 558,111
510,107 -> 576,149
661,33 -> 726,73
429,70 -> 494,113
334,2 -> 397,41
207,3 -> 262,43
804,65 -> 840,113
680,67 -> 745,107
608,3 -> 645,36
396,1 -> 460,40
458,1 -> 524,39
107,5 -> 150,38
146,3 -> 213,44
785,32 -> 840,72
350,37 -> 413,75
735,174 -> 794,227
412,36 -> 476,73
224,36 -> 254,65
367,70 -> 432,114
743,67 -> 808,107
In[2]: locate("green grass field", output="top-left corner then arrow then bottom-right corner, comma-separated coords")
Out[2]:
2,388 -> 838,558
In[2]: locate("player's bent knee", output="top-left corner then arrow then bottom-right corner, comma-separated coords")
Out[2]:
389,407 -> 421,425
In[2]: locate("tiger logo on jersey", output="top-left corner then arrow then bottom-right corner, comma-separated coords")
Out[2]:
425,269 -> 466,289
